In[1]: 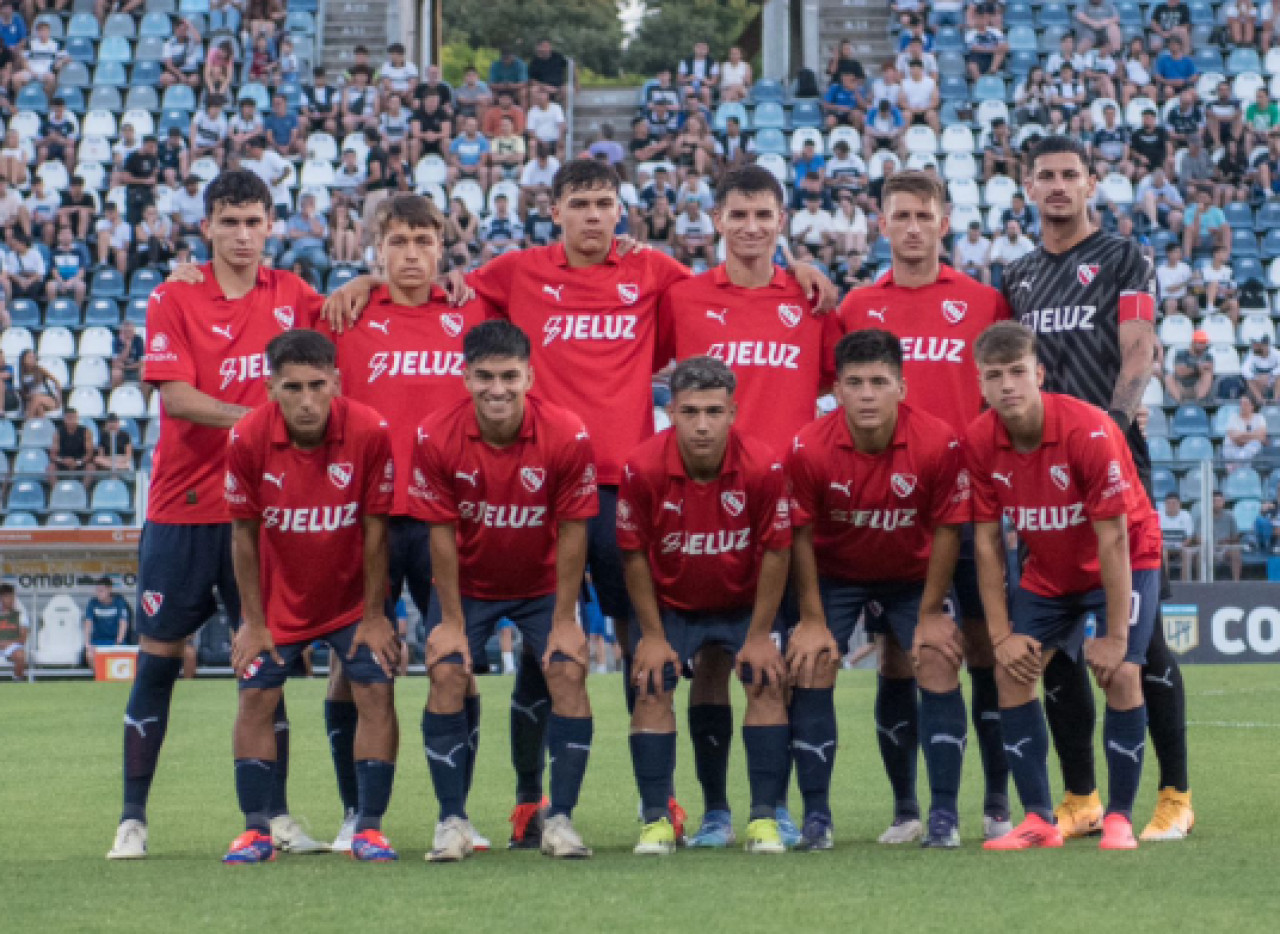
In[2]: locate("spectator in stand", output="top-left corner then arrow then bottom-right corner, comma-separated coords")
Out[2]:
55,175 -> 93,242
1167,87 -> 1206,148
110,319 -> 144,389
1263,0 -> 1280,51
209,0 -> 245,35
1153,37 -> 1197,101
827,38 -> 867,89
278,192 -> 330,273
447,115 -> 491,188
896,37 -> 938,79
1074,0 -> 1123,51
1198,246 -> 1239,320
245,0 -> 285,39
1243,333 -> 1280,403
826,140 -> 867,199
984,118 -> 1020,182
518,142 -> 559,211
1014,66 -> 1052,125
898,58 -> 940,132
482,90 -> 525,138
15,348 -> 59,416
790,190 -> 835,255
675,168 -> 714,213
0,583 -> 29,681
203,38 -> 236,98
410,90 -> 451,163
529,38 -> 570,101
640,165 -> 678,215
1082,36 -> 1120,102
120,135 -> 158,226
157,127 -> 190,187
17,18 -> 65,96
678,41 -> 719,108
966,4 -> 1009,80
0,349 -> 15,411
1047,62 -> 1087,119
646,65 -> 682,107
3,228 -> 44,299
341,65 -> 379,134
160,18 -> 204,90
40,95 -> 77,171
898,14 -> 935,53
478,193 -> 525,260
1160,493 -> 1196,570
0,1 -> 24,50
329,146 -> 367,199
1136,166 -> 1184,229
1224,394 -> 1268,463
823,72 -> 862,129
670,114 -> 715,179
191,95 -> 230,167
1185,493 -> 1243,581
25,176 -> 62,244
864,98 -> 905,157
134,203 -> 177,273
229,98 -> 265,158
829,190 -> 869,260
169,174 -> 206,237
48,407 -> 94,480
1045,32 -> 1088,76
1207,80 -> 1244,149
328,191 -> 362,266
1246,88 -> 1280,147
719,46 -> 752,103
414,63 -> 454,115
264,93 -> 303,160
672,195 -> 716,267
83,576 -> 134,668
489,115 -> 527,182
1165,329 -> 1215,403
46,224 -> 88,303
93,202 -> 132,273
1184,186 -> 1230,255
526,85 -> 566,156
0,131 -> 28,189
647,96 -> 683,144
1130,108 -> 1172,175
1157,243 -> 1196,317
302,67 -> 340,136
489,48 -> 529,107
241,135 -> 293,217
1149,0 -> 1192,51
587,124 -> 626,166
989,219 -> 1035,284
378,93 -> 412,153
525,191 -> 560,247
0,177 -> 25,237
642,192 -> 675,249
444,195 -> 478,267
454,67 -> 493,122
377,43 -> 419,99
625,117 -> 663,166
954,220 -> 993,285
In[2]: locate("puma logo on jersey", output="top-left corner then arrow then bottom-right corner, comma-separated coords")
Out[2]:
868,308 -> 886,322
264,472 -> 285,489
1019,306 -> 1097,334
367,350 -> 464,383
543,314 -> 638,346
211,324 -> 234,340
264,503 -> 360,533
707,341 -> 801,370
368,319 -> 391,334
455,469 -> 479,486
1008,503 -> 1087,532
829,480 -> 853,497
991,472 -> 1013,488
1091,427 -> 1109,439
705,308 -> 728,325
659,529 -> 752,556
543,284 -> 564,302
901,336 -> 965,363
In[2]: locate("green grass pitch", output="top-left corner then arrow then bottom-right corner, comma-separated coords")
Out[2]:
4,666 -> 1279,933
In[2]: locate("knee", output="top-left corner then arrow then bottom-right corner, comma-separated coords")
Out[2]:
1106,663 -> 1144,709
916,650 -> 960,692
238,688 -> 280,725
746,682 -> 787,720
544,659 -> 586,698
994,664 -> 1032,706
427,661 -> 469,707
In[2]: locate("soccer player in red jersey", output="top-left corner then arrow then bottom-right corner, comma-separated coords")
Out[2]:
786,330 -> 972,850
318,194 -> 491,850
967,322 -> 1160,852
223,330 -> 400,864
837,170 -> 1015,843
409,320 -> 599,861
619,357 -> 793,856
109,171 -> 326,861
658,166 -> 840,847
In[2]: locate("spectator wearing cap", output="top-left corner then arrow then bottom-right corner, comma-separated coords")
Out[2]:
447,115 -> 491,188
1156,243 -> 1196,317
47,225 -> 89,304
479,193 -> 526,261
954,221 -> 993,285
160,18 -> 205,90
95,414 -> 135,473
1184,186 -> 1230,256
823,72 -> 863,129
279,192 -> 330,274
169,175 -> 206,237
191,95 -> 231,167
49,408 -> 94,480
377,42 -> 420,99
93,203 -> 132,274
489,48 -> 529,108
111,319 -> 145,389
1075,0 -> 1123,52
529,38 -> 571,101
898,58 -> 940,132
1243,333 -> 1280,403
1154,37 -> 1197,101
1224,393 -> 1268,463
965,5 -> 1008,80
1165,329 -> 1215,404
58,175 -> 95,241
264,93 -> 303,160
83,577 -> 133,670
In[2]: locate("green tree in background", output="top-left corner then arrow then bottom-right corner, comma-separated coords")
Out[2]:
621,0 -> 759,75
443,0 -> 625,77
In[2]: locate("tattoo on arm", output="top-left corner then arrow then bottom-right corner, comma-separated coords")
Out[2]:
1111,320 -> 1156,419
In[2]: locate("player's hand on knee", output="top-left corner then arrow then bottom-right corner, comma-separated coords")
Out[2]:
544,620 -> 589,670
438,268 -> 475,306
994,633 -> 1041,685
786,621 -> 839,688
912,612 -> 963,669
352,614 -> 401,678
1085,634 -> 1127,689
232,623 -> 281,678
736,634 -> 787,695
426,624 -> 472,675
632,636 -> 679,696
166,262 -> 204,285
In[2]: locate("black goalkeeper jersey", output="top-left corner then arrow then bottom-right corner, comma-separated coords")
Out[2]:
1002,229 -> 1157,470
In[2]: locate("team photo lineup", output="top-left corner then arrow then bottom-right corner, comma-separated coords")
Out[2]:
104,130 -> 1198,865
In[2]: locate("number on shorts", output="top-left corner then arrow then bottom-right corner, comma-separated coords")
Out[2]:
1129,590 -> 1140,628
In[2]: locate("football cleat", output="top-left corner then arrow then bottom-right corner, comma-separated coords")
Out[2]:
1099,813 -> 1139,850
922,810 -> 961,849
668,797 -> 688,845
776,806 -> 802,848
1054,791 -> 1104,839
1140,789 -> 1194,842
465,820 -> 491,852
634,817 -> 677,856
331,808 -> 357,853
983,814 -> 1064,851
508,796 -> 548,850
269,814 -> 329,854
877,817 -> 923,845
796,812 -> 834,852
222,830 -> 275,864
687,809 -> 735,848
744,818 -> 786,854
106,819 -> 148,860
426,816 -> 474,863
350,829 -> 398,862
541,814 -> 592,859
983,814 -> 1014,841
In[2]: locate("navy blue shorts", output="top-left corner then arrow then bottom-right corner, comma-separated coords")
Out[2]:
821,578 -> 941,651
136,521 -> 240,642
953,525 -> 985,622
425,592 -> 559,666
239,620 -> 391,691
1009,568 -> 1160,666
588,486 -> 631,621
387,516 -> 432,616
628,606 -> 763,692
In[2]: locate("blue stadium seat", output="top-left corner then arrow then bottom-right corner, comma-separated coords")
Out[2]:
934,28 -> 965,53
7,481 -> 46,512
58,61 -> 91,89
1212,404 -> 1239,438
98,36 -> 133,63
58,87 -> 87,113
66,37 -> 96,64
104,12 -> 137,38
1039,25 -> 1070,52
1258,203 -> 1280,233
14,449 -> 50,477
20,419 -> 55,449
147,0 -> 177,11
1005,3 -> 1034,25
790,100 -> 822,128
288,0 -> 318,10
753,128 -> 787,155
753,102 -> 787,129
88,85 -> 123,112
1008,26 -> 1037,53
90,511 -> 124,526
85,299 -> 121,327
937,50 -> 967,78
116,416 -> 141,446
1117,2 -> 1143,27
940,76 -> 969,102
0,421 -> 16,450
49,480 -> 88,512
140,12 -> 172,37
9,299 -> 40,328
1234,498 -> 1263,531
1007,50 -> 1039,76
238,82 -> 271,112
1152,467 -> 1178,501
286,11 -> 315,35
47,512 -> 83,528
1236,257 -> 1266,285
68,12 -> 101,38
1187,0 -> 1216,25
125,298 -> 150,326
91,478 -> 132,512
1260,230 -> 1280,261
162,84 -> 197,112
1235,229 -> 1262,259
91,269 -> 126,299
136,36 -> 166,62
93,61 -> 127,86
713,102 -> 749,131
34,13 -> 64,38
1176,435 -> 1216,462
125,86 -> 160,112
1225,202 -> 1255,230
1037,7 -> 1071,27
974,76 -> 1006,101
3,511 -> 39,528
179,0 -> 210,11
1172,404 -> 1212,438
1224,467 -> 1263,502
327,267 -> 359,291
131,60 -> 163,87
278,82 -> 303,112
44,300 -> 81,328
1227,48 -> 1263,77
129,268 -> 164,298
157,109 -> 190,136
17,84 -> 49,113
750,79 -> 786,104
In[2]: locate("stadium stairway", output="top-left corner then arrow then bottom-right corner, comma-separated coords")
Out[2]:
321,0 -> 393,76
572,87 -> 645,155
819,0 -> 894,74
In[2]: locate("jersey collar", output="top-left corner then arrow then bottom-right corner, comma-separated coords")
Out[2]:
270,397 -> 346,446
464,401 -> 536,442
366,282 -> 450,311
549,240 -> 622,268
663,427 -> 743,480
835,405 -> 911,451
878,264 -> 958,289
710,263 -> 789,289
198,262 -> 271,302
994,393 -> 1062,449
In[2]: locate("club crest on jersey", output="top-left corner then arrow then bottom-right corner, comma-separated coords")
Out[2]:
273,306 -> 295,330
150,332 -> 169,352
891,473 -> 917,498
225,472 -> 237,493
141,591 -> 164,616
617,283 -> 639,305
329,462 -> 354,490
1077,264 -> 1099,286
521,467 -> 546,493
777,303 -> 804,328
941,300 -> 967,324
440,313 -> 464,338
1050,464 -> 1071,492
721,491 -> 745,517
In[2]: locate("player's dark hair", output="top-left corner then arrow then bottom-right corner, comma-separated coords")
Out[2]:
974,321 -> 1039,366
267,329 -> 337,373
715,165 -> 785,209
374,193 -> 444,240
834,329 -> 903,377
1027,135 -> 1090,171
551,158 -> 620,202
669,356 -> 737,399
0,583 -> 13,596
880,169 -> 946,211
203,169 -> 272,218
464,320 -> 531,365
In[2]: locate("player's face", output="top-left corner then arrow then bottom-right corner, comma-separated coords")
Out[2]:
203,201 -> 271,271
834,361 -> 904,431
1026,153 -> 1095,223
978,353 -> 1045,423
270,362 -> 338,447
465,355 -> 532,427
880,192 -> 949,264
670,388 -> 736,470
714,190 -> 783,262
553,184 -> 621,258
379,220 -> 441,289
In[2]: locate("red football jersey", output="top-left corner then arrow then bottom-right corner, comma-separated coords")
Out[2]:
965,392 -> 1163,598
616,427 -> 792,613
788,403 -> 971,584
470,241 -> 690,485
661,265 -> 841,456
144,265 -> 324,524
838,265 -> 1011,434
408,396 -> 599,600
225,396 -> 394,644
319,285 -> 489,515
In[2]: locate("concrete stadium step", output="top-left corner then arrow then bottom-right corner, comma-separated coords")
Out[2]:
820,0 -> 894,71
321,0 -> 392,75
572,86 -> 644,154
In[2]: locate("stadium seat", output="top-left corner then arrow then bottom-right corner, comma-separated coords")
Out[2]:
1,326 -> 35,358
162,84 -> 197,114
129,268 -> 164,299
7,480 -> 46,512
8,298 -> 40,328
3,512 -> 39,528
1224,467 -> 1264,502
790,100 -> 822,129
904,125 -> 938,154
72,357 -> 111,390
713,102 -> 749,132
973,76 -> 1006,102
140,11 -> 171,36
753,102 -> 787,130
131,60 -> 163,87
79,326 -> 116,358
941,125 -> 975,155
976,100 -> 1010,128
68,387 -> 105,418
8,111 -> 41,143
109,385 -> 147,418
135,36 -> 166,62
82,110 -> 118,139
1234,229 -> 1262,259
1236,257 -> 1266,286
753,128 -> 787,155
327,267 -> 360,291
1240,315 -> 1276,346
1261,230 -> 1280,261
983,175 -> 1018,209
935,28 -> 965,53
938,50 -> 966,78
1233,498 -> 1263,532
125,298 -> 150,326
13,448 -> 50,477
827,126 -> 861,155
1159,314 -> 1195,347
1172,405 -> 1213,438
157,109 -> 191,137
1200,313 -> 1236,345
943,152 -> 977,182
125,85 -> 160,113
749,79 -> 786,104
40,356 -> 70,390
1234,72 -> 1266,103
91,269 -> 126,299
1098,173 -> 1135,206
122,109 -> 156,137
0,420 -> 16,449
68,11 -> 100,38
1152,467 -> 1177,501
300,159 -> 335,187
1177,435 -> 1215,462
1211,344 -> 1242,376
34,596 -> 83,665
44,299 -> 81,329
84,300 -> 120,328
789,127 -> 823,157
37,327 -> 76,358
91,477 -> 132,512
1147,407 -> 1170,438
754,153 -> 789,185
19,419 -> 54,452
90,511 -> 124,527
1212,403 -> 1240,439
947,178 -> 980,206
939,76 -> 969,102
1008,50 -> 1039,76
143,416 -> 162,448
49,480 -> 88,512
58,61 -> 91,90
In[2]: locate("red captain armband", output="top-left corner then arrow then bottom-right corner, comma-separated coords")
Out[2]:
1118,291 -> 1156,323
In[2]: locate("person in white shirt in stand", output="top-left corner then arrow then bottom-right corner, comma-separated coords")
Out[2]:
525,87 -> 566,157
1198,246 -> 1240,325
989,219 -> 1035,286
1244,333 -> 1280,403
898,59 -> 940,132
672,195 -> 716,267
1223,393 -> 1268,463
953,220 -> 992,284
1155,243 -> 1195,319
1158,493 -> 1196,572
790,191 -> 836,255
519,143 -> 561,212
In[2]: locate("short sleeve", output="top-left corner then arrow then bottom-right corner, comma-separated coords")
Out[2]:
408,426 -> 459,523
929,436 -> 972,528
224,424 -> 262,519
616,459 -> 653,551
553,421 -> 599,521
295,280 -> 325,329
469,255 -> 516,318
142,286 -> 197,385
785,441 -> 822,528
362,421 -> 395,515
752,458 -> 793,551
964,427 -> 1001,524
1117,243 -> 1157,323
818,312 -> 843,388
1076,423 -> 1131,520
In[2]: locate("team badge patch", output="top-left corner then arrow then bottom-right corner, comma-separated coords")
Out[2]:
225,472 -> 237,493
721,491 -> 745,517
617,283 -> 639,305
274,306 -> 295,329
1077,264 -> 1099,286
890,473 -> 917,498
941,300 -> 967,324
329,463 -> 354,490
1050,464 -> 1071,492
521,467 -> 546,493
440,313 -> 464,337
777,303 -> 804,328
141,591 -> 164,616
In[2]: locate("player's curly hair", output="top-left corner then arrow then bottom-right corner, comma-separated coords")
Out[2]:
267,329 -> 337,373
464,320 -> 531,365
669,356 -> 737,398
834,329 -> 903,376
203,169 -> 273,218
974,321 -> 1039,366
551,158 -> 621,202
